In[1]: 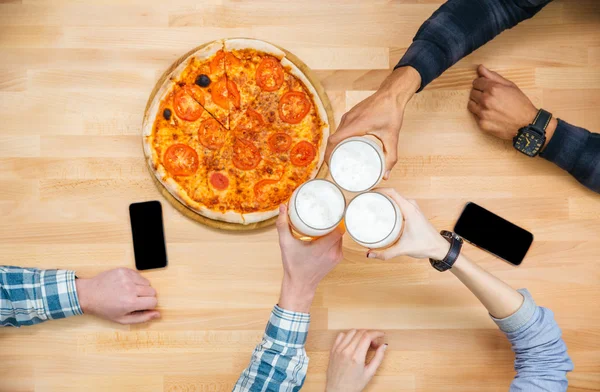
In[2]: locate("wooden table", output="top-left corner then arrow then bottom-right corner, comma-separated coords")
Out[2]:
1,1 -> 599,391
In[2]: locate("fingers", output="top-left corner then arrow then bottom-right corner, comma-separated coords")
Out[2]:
356,330 -> 385,359
365,342 -> 388,377
477,65 -> 513,87
119,310 -> 160,325
374,187 -> 415,215
132,296 -> 158,311
337,329 -> 358,351
467,99 -> 481,118
136,285 -> 157,297
472,77 -> 494,93
332,331 -> 346,352
275,204 -> 294,243
128,270 -> 151,286
314,225 -> 344,250
469,89 -> 483,104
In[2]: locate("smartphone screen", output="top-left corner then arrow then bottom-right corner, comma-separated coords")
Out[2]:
129,201 -> 168,270
454,202 -> 533,266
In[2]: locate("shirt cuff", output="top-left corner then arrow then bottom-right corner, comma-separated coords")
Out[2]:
540,119 -> 589,172
264,305 -> 310,348
395,40 -> 448,92
490,289 -> 537,333
40,269 -> 84,320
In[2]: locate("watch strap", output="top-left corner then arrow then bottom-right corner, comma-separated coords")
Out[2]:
532,108 -> 552,132
429,231 -> 463,272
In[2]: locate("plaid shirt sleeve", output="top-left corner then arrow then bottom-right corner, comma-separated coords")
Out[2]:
0,266 -> 83,327
233,305 -> 310,392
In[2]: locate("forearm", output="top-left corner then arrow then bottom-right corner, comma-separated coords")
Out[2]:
397,0 -> 551,91
541,119 -> 600,193
233,280 -> 314,391
450,254 -> 524,319
0,266 -> 83,327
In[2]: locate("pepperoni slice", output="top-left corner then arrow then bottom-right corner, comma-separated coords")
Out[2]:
279,91 -> 311,124
290,141 -> 316,167
212,79 -> 240,109
198,118 -> 226,150
232,138 -> 261,170
163,144 -> 199,176
256,57 -> 284,92
210,50 -> 226,74
268,132 -> 292,152
254,179 -> 278,199
234,108 -> 265,139
174,85 -> 205,121
210,172 -> 229,190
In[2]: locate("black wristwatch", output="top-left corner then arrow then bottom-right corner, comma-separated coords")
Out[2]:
513,108 -> 552,157
429,231 -> 463,272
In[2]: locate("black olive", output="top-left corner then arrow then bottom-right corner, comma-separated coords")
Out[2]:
163,108 -> 172,120
195,74 -> 211,87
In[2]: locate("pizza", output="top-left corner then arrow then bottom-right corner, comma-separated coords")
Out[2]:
142,39 -> 330,225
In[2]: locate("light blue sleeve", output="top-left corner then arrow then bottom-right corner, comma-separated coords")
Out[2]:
491,289 -> 573,391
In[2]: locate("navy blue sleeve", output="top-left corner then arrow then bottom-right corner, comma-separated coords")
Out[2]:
541,120 -> 600,193
396,0 -> 552,91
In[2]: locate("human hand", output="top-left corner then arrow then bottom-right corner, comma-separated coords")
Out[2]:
468,65 -> 539,140
276,204 -> 344,313
76,268 -> 160,324
325,66 -> 421,179
366,188 -> 449,261
325,330 -> 387,392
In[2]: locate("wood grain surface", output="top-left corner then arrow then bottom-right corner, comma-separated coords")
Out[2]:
144,41 -> 334,231
1,1 -> 599,391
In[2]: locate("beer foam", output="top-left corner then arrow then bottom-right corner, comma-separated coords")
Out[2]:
295,180 -> 345,229
345,193 -> 397,243
330,139 -> 382,192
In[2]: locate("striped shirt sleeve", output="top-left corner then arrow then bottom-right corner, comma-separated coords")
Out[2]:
0,266 -> 83,327
233,305 -> 310,391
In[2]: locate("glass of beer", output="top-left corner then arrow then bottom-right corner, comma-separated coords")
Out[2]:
288,179 -> 346,241
329,136 -> 385,193
344,191 -> 404,249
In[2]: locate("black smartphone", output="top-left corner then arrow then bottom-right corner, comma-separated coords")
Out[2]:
129,201 -> 168,270
454,202 -> 533,266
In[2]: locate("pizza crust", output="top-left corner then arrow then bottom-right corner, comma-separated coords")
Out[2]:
143,39 -> 328,226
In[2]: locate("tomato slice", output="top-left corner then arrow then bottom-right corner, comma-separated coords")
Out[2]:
228,80 -> 240,109
210,172 -> 229,190
225,52 -> 242,69
174,85 -> 205,121
211,78 -> 240,109
163,144 -> 199,176
290,141 -> 316,167
254,179 -> 278,198
278,91 -> 311,124
210,50 -> 226,74
198,118 -> 226,150
232,138 -> 261,170
268,132 -> 292,152
256,57 -> 284,92
234,108 -> 265,139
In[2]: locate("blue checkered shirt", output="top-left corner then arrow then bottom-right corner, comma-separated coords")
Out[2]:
234,305 -> 310,391
0,266 -> 83,327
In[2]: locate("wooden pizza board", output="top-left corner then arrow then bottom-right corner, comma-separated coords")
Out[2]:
143,39 -> 336,231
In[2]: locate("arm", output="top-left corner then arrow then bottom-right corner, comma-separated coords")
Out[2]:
233,205 -> 344,391
398,0 -> 552,91
1,266 -> 82,327
468,65 -> 600,193
1,266 -> 160,327
369,189 -> 573,391
327,0 -> 553,175
451,255 -> 574,391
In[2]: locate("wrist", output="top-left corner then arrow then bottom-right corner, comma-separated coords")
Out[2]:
429,235 -> 451,260
383,66 -> 420,107
75,278 -> 92,314
278,276 -> 316,313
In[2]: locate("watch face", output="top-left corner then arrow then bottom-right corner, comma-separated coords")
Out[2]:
514,127 -> 544,157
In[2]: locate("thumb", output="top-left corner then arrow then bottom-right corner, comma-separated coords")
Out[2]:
276,204 -> 294,242
119,310 -> 160,325
477,65 -> 513,86
366,247 -> 399,261
366,343 -> 388,377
